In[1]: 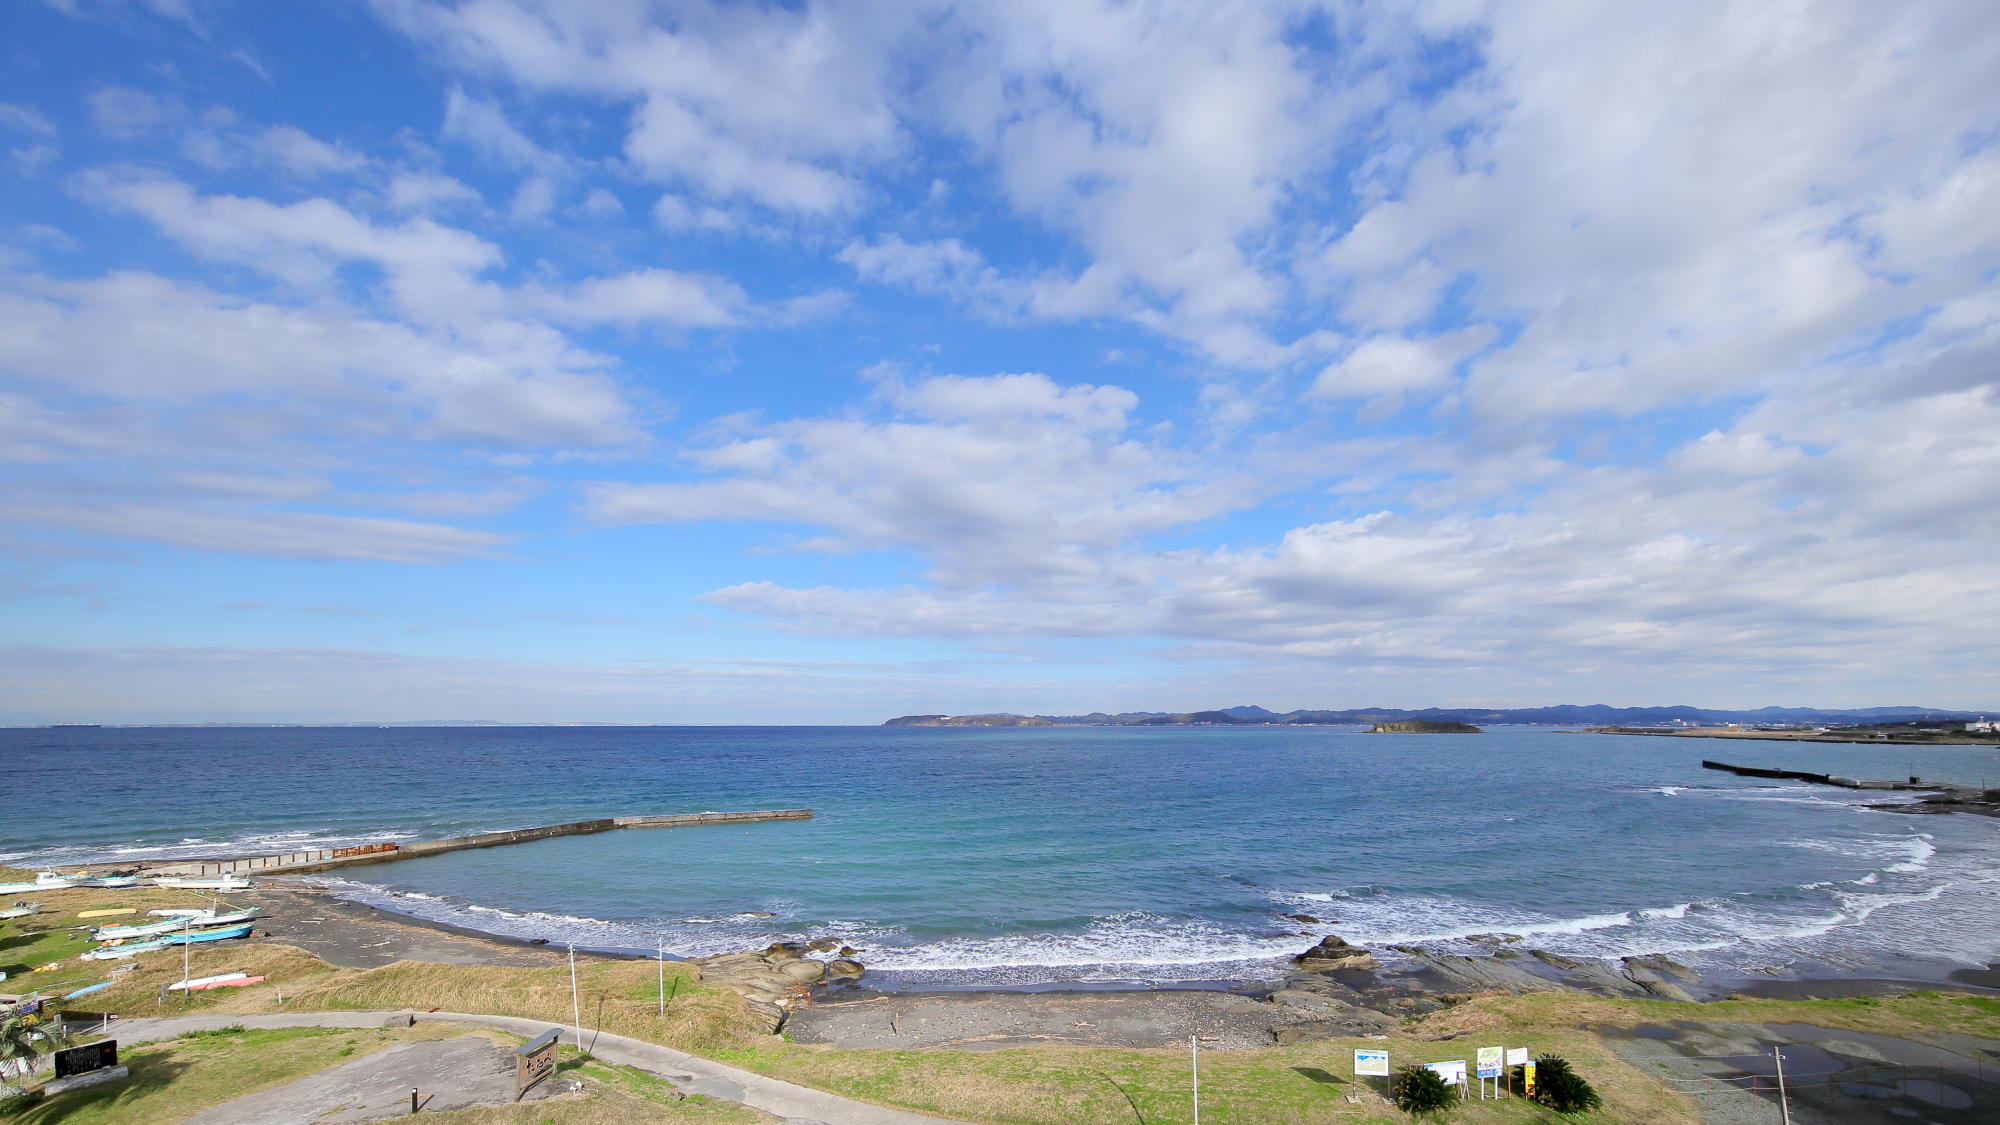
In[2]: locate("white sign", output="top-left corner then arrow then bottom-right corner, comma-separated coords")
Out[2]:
1506,1047 -> 1529,1067
1426,1060 -> 1467,1086
1354,1049 -> 1389,1077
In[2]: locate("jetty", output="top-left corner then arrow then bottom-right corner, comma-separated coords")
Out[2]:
67,809 -> 812,880
1700,761 -> 1946,791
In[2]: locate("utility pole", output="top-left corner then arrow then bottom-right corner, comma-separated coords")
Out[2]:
1190,1035 -> 1200,1125
657,935 -> 666,1018
567,943 -> 583,1050
181,915 -> 192,994
1773,1047 -> 1791,1125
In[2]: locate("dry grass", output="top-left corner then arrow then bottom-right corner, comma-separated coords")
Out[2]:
718,1028 -> 1703,1125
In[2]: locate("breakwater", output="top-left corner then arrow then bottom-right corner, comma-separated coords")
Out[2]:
95,810 -> 812,879
1700,760 -> 1947,791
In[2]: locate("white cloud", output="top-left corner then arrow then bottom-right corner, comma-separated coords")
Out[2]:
0,103 -> 56,137
587,370 -> 1256,588
0,502 -> 505,563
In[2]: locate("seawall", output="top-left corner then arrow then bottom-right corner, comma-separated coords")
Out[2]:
102,809 -> 812,879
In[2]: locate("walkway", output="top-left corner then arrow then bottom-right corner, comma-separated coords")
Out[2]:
105,1010 -> 973,1125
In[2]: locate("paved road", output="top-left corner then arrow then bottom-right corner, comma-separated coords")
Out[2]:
108,1010 -> 974,1125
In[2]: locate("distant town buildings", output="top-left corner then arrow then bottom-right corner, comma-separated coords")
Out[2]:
1966,718 -> 1998,733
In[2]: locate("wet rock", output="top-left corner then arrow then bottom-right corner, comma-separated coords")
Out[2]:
1293,934 -> 1379,972
1530,949 -> 1585,971
1409,953 -> 1569,994
775,959 -> 826,983
826,959 -> 865,979
764,941 -> 811,959
1284,913 -> 1321,924
807,938 -> 840,952
1386,944 -> 1426,956
1622,954 -> 1700,984
1620,961 -> 1697,1001
837,946 -> 859,957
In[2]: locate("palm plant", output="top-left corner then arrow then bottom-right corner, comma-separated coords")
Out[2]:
1392,1063 -> 1456,1116
0,1012 -> 60,1083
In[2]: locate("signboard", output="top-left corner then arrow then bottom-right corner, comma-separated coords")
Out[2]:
1425,1060 -> 1467,1087
514,1028 -> 560,1099
1353,1049 -> 1389,1077
1523,1061 -> 1537,1096
1506,1047 -> 1529,1067
54,1041 -> 117,1079
1476,1046 -> 1502,1079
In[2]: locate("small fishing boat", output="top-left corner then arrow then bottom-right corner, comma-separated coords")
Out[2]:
62,981 -> 113,999
32,872 -> 78,889
82,940 -> 165,961
150,876 -> 252,891
72,875 -> 141,889
187,975 -> 263,991
167,972 -> 252,991
1,901 -> 42,920
81,922 -> 255,960
93,908 -> 260,942
0,879 -> 60,894
158,922 -> 253,945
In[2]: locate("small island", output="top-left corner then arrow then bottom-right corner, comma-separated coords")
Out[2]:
1369,720 -> 1482,733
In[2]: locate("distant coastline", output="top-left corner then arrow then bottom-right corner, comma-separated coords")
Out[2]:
883,703 -> 1992,728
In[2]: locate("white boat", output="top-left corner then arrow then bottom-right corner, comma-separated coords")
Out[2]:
33,872 -> 78,889
150,875 -> 252,890
167,972 -> 250,991
94,908 -> 260,942
0,902 -> 41,920
82,922 -> 253,960
72,875 -> 141,889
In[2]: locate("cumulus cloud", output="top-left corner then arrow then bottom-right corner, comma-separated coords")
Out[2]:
588,370 -> 1258,587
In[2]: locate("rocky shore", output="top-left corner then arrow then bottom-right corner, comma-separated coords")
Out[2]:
233,882 -> 1997,1054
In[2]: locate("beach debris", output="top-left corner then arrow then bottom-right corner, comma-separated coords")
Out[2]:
1292,933 -> 1379,972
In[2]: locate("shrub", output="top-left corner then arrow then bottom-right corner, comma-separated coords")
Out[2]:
1518,1055 -> 1603,1115
1392,1063 -> 1456,1116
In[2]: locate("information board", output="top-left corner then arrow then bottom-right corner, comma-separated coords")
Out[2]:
1425,1060 -> 1467,1086
1476,1046 -> 1502,1078
1506,1047 -> 1529,1067
54,1041 -> 117,1079
1353,1049 -> 1389,1077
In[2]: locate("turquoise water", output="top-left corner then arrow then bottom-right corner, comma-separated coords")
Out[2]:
4,725 -> 1997,986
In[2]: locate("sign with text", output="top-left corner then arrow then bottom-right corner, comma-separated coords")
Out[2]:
1353,1049 -> 1389,1077
1476,1046 -> 1502,1078
1523,1062 -> 1538,1096
54,1040 -> 117,1079
514,1028 -> 560,1100
1426,1060 -> 1467,1087
1506,1047 -> 1529,1067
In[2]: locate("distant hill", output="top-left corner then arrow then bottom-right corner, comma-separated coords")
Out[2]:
883,704 -> 1986,727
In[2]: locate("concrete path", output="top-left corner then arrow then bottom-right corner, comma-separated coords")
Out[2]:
105,1010 -> 974,1125
177,1038 -> 534,1124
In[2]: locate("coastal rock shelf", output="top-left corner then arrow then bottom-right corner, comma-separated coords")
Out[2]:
94,809 -> 813,880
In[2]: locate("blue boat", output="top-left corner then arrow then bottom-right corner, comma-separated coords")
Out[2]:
63,981 -> 113,999
160,922 -> 254,946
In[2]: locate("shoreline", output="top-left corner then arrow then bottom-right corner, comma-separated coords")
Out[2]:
241,879 -> 2000,1040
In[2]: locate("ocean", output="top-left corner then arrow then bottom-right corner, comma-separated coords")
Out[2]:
4,725 -> 1997,989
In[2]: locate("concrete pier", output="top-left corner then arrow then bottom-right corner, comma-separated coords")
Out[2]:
100,809 -> 812,879
1700,760 -> 1950,791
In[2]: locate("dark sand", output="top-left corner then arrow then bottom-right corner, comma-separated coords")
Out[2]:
237,883 -> 562,969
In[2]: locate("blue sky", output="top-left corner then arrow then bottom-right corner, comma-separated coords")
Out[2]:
2,0 -> 1996,723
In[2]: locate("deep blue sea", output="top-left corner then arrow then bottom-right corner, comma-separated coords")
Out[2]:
4,726 -> 1998,988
